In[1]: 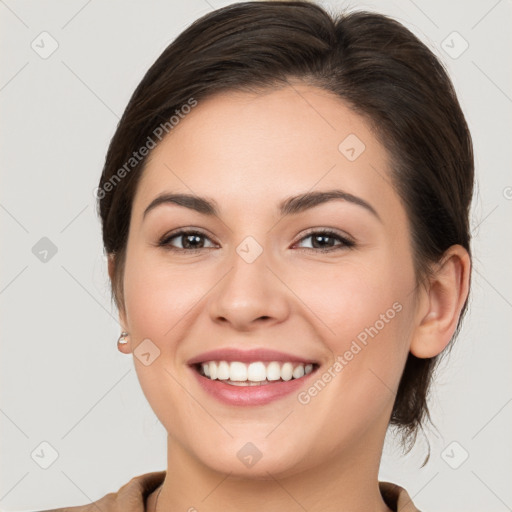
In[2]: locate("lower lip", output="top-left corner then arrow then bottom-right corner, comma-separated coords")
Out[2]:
190,365 -> 318,406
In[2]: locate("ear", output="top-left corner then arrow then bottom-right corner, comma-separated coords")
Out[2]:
108,253 -> 130,352
410,245 -> 471,359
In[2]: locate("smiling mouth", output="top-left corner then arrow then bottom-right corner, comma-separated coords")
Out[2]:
193,360 -> 319,386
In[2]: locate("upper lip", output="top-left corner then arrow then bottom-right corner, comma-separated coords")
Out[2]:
187,348 -> 318,365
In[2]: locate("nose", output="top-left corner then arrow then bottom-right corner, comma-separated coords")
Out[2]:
208,242 -> 290,331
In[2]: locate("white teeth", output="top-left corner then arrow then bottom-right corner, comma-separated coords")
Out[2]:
208,361 -> 217,380
247,362 -> 267,381
217,361 -> 230,380
198,360 -> 316,383
292,365 -> 305,379
230,362 -> 247,381
281,362 -> 293,381
266,361 -> 282,381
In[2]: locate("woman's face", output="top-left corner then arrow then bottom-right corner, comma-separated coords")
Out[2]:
118,83 -> 420,478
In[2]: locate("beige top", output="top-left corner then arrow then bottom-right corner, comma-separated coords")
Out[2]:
37,470 -> 421,511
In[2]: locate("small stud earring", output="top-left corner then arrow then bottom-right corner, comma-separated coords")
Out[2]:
117,331 -> 129,345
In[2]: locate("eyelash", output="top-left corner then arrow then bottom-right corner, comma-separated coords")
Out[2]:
157,228 -> 356,254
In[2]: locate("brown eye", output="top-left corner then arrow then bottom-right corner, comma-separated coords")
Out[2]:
159,230 -> 216,251
295,230 -> 355,252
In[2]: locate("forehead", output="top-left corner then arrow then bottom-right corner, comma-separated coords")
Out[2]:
133,84 -> 400,222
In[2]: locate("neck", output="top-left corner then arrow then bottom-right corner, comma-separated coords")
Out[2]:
153,430 -> 393,512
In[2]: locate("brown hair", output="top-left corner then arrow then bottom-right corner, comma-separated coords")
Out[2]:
97,1 -> 474,449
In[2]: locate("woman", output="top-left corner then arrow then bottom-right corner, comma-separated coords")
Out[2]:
42,1 -> 473,510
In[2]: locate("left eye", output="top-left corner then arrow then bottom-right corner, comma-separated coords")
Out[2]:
293,230 -> 355,252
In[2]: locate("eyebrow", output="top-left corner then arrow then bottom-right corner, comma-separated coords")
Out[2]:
142,189 -> 381,222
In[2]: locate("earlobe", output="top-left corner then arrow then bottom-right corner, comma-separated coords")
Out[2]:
117,326 -> 131,354
410,245 -> 471,359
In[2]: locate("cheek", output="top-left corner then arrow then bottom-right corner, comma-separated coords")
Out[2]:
289,251 -> 415,405
121,248 -> 206,418
291,266 -> 414,439
122,248 -> 202,339
291,255 -> 412,345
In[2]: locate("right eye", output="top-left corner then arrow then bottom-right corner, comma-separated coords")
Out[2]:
158,229 -> 217,252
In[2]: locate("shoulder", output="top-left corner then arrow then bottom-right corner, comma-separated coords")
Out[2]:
379,481 -> 422,512
34,470 -> 166,512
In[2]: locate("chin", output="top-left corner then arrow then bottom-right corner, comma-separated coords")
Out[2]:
191,438 -> 311,480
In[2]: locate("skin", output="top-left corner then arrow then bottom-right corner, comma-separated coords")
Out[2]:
111,83 -> 470,512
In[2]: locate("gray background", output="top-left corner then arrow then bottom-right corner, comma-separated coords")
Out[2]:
1,0 -> 511,511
